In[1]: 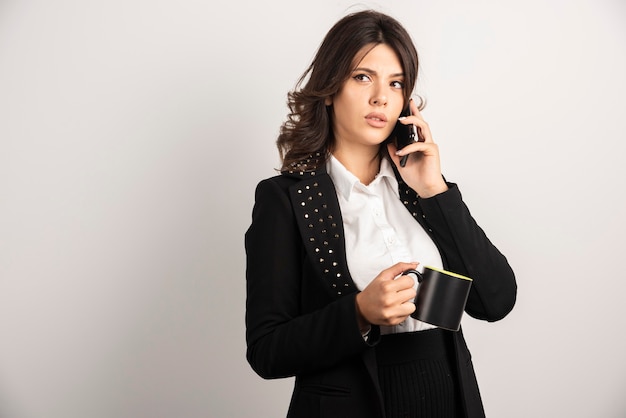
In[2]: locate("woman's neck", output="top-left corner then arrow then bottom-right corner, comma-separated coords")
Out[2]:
332,146 -> 381,186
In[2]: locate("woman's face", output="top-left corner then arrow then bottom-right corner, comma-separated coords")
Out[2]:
327,43 -> 405,154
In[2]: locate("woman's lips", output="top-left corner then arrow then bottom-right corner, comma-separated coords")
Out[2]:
365,112 -> 388,128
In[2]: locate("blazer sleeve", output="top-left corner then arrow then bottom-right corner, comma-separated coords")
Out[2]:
418,183 -> 517,322
245,178 -> 376,379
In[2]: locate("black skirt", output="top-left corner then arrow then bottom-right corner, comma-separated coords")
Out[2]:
375,329 -> 463,418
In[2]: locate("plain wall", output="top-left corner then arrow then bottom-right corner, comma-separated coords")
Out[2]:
1,0 -> 625,417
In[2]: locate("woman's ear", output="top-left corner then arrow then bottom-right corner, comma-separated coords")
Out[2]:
325,96 -> 333,106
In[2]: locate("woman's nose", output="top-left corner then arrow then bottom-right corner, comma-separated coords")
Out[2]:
370,90 -> 388,107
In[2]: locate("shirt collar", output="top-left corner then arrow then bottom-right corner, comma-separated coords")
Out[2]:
326,154 -> 399,201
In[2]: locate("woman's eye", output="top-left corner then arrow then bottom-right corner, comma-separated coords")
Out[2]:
354,74 -> 371,82
391,80 -> 404,89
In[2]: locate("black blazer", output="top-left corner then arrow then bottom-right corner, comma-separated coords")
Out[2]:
245,159 -> 516,418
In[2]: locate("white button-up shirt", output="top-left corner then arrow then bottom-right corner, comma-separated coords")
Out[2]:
327,155 -> 443,333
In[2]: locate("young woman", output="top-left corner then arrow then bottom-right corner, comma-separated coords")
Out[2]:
245,10 -> 516,418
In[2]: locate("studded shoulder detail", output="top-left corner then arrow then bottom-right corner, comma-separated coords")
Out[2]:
397,178 -> 434,234
281,152 -> 326,179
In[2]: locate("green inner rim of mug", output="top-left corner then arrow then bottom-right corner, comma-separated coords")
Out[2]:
425,265 -> 473,281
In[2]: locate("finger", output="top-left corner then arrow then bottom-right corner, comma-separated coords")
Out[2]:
393,275 -> 417,290
386,262 -> 419,279
414,119 -> 433,143
387,142 -> 421,171
401,300 -> 416,314
397,288 -> 417,304
383,277 -> 415,296
380,302 -> 414,324
393,302 -> 416,321
395,141 -> 439,158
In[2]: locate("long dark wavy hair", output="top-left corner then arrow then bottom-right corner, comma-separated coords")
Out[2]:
277,10 -> 422,171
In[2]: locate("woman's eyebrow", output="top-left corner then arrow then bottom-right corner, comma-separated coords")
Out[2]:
352,67 -> 404,78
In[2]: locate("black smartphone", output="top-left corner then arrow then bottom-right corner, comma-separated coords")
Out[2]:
390,104 -> 423,167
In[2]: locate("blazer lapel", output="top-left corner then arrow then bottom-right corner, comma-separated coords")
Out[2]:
284,165 -> 357,299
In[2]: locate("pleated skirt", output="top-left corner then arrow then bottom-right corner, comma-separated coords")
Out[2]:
375,329 -> 463,418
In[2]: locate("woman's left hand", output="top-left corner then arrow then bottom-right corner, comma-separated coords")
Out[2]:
387,98 -> 448,198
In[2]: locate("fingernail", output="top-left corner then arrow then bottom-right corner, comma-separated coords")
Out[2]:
398,116 -> 406,120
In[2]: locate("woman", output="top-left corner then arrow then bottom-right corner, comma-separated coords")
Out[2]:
245,10 -> 516,418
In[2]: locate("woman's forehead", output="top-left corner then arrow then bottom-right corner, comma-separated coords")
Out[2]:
351,43 -> 402,72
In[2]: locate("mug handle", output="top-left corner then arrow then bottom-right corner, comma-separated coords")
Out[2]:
401,269 -> 423,283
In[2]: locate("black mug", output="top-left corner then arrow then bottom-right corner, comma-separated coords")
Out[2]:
402,266 -> 473,331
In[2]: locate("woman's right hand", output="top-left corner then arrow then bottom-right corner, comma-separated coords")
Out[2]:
355,262 -> 418,328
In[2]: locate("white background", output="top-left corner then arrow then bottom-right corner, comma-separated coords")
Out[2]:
1,1 -> 625,417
